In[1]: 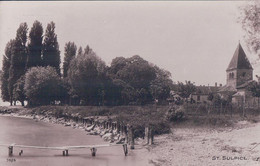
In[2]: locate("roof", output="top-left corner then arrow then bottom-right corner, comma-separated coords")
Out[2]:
218,85 -> 237,93
236,80 -> 254,89
192,86 -> 219,95
233,91 -> 245,97
226,43 -> 253,71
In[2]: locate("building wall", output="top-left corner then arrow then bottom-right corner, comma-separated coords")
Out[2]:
191,94 -> 209,103
226,69 -> 253,88
236,69 -> 253,86
232,88 -> 260,108
226,69 -> 237,89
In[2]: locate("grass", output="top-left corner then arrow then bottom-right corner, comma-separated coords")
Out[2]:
1,104 -> 260,136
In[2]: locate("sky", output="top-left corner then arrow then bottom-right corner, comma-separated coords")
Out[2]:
0,1 -> 258,87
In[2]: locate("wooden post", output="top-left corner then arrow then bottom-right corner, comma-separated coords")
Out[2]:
19,150 -> 23,156
149,128 -> 154,145
91,147 -> 97,156
123,144 -> 128,156
109,121 -> 112,129
128,126 -> 134,149
8,146 -> 13,156
112,123 -> 115,130
106,122 -> 109,129
117,123 -> 121,133
65,150 -> 69,156
145,126 -> 150,145
121,125 -> 124,134
124,126 -> 128,144
114,123 -> 117,131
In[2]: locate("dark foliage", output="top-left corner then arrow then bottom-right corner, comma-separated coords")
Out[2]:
27,20 -> 43,69
42,22 -> 61,74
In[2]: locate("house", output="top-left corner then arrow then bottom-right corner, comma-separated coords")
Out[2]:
190,84 -> 220,103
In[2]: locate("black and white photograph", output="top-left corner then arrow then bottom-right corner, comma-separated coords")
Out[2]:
0,1 -> 260,165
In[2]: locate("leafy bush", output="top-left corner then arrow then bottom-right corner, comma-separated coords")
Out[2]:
24,66 -> 62,106
166,106 -> 185,121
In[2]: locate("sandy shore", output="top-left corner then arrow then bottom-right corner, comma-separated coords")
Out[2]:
148,120 -> 260,166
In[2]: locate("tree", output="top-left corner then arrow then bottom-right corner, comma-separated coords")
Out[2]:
150,66 -> 173,104
207,92 -> 214,101
247,80 -> 260,97
24,66 -> 61,106
13,76 -> 25,106
8,23 -> 28,105
176,81 -> 196,99
42,22 -> 61,74
240,1 -> 260,57
68,47 -> 106,105
63,42 -> 77,77
84,45 -> 93,55
103,78 -> 124,105
108,55 -> 157,105
247,80 -> 260,107
117,55 -> 156,89
109,57 -> 127,77
1,40 -> 15,103
27,20 -> 43,69
77,46 -> 83,57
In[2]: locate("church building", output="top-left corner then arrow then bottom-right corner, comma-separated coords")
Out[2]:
219,43 -> 258,107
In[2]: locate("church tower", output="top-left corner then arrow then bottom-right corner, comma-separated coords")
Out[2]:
226,43 -> 253,89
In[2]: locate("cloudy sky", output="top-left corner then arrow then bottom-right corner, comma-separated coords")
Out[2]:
0,1 -> 257,86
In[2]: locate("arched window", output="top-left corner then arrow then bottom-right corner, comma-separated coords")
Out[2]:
229,72 -> 234,79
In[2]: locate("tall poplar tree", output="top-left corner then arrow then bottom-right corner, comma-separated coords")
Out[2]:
8,23 -> 28,105
77,46 -> 83,57
1,40 -> 15,103
27,20 -> 43,69
42,21 -> 61,75
63,42 -> 77,77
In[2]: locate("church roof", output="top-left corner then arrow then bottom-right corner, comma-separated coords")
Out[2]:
236,80 -> 254,89
226,43 -> 253,71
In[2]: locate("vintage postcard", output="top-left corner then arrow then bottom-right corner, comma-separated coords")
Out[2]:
0,1 -> 259,166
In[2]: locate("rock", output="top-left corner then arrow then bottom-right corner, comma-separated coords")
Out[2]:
64,123 -> 71,127
86,130 -> 98,135
116,137 -> 125,144
109,140 -> 114,143
113,134 -> 120,141
100,129 -> 109,137
102,133 -> 113,141
85,124 -> 96,132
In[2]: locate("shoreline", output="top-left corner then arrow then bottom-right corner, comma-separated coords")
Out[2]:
0,107 -> 154,165
0,112 -> 152,166
3,106 -> 259,165
0,109 -> 127,145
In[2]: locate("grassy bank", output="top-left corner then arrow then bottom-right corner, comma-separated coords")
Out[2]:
1,104 -> 260,136
0,105 -> 171,137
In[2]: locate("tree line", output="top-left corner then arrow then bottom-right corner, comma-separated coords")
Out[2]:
1,20 -> 173,106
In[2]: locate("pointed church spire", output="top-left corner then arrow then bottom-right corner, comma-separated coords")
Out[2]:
226,43 -> 253,71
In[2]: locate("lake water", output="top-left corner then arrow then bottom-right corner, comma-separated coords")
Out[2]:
0,116 -> 151,166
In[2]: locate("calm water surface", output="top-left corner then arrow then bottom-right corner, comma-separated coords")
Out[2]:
0,116 -> 150,166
